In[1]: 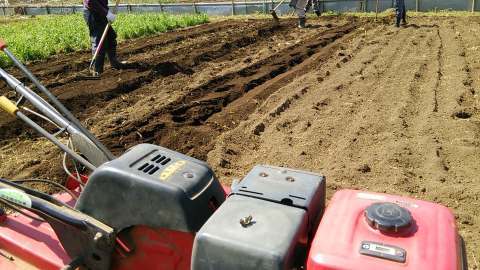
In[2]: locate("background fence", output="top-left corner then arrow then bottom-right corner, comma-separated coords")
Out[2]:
1,0 -> 479,16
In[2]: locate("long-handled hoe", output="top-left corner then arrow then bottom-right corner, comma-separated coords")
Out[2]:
270,0 -> 288,24
79,0 -> 121,80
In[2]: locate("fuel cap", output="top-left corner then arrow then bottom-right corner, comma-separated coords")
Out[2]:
365,202 -> 412,233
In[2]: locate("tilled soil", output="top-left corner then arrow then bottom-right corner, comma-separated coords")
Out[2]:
0,16 -> 479,267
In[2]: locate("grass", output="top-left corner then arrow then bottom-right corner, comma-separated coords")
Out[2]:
115,13 -> 207,39
0,12 -> 208,67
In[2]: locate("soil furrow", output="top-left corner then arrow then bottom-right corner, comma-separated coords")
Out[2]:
99,22 -> 359,156
19,21 -> 253,81
433,26 -> 443,112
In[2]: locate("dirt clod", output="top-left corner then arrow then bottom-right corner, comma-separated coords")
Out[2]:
454,111 -> 472,119
358,164 -> 371,173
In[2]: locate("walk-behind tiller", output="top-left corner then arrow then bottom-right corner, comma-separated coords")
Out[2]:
0,39 -> 468,270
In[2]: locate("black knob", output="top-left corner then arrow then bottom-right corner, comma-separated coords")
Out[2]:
365,202 -> 412,233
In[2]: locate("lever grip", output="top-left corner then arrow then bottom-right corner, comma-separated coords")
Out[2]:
0,39 -> 7,50
0,96 -> 18,116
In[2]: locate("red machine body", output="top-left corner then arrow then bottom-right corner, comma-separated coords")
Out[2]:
0,185 -> 232,270
0,199 -> 194,270
307,189 -> 466,270
0,192 -> 74,270
0,185 -> 466,270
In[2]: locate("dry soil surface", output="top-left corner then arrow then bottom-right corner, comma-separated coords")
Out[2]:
0,16 -> 479,267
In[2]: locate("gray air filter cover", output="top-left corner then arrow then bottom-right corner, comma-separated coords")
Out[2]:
75,144 -> 226,232
192,166 -> 326,270
230,165 -> 326,232
192,195 -> 308,270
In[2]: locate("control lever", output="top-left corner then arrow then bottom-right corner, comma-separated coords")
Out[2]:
0,178 -> 115,270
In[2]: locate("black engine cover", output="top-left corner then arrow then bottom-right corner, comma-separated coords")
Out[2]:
75,144 -> 226,232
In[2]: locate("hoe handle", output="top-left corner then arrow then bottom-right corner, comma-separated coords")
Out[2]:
272,0 -> 287,11
89,25 -> 111,70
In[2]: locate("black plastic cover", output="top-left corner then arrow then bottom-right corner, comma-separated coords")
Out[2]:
75,144 -> 226,232
365,202 -> 413,233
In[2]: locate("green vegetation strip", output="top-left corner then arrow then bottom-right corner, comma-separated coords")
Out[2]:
0,13 -> 208,67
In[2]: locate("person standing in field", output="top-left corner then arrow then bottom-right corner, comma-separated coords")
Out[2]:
290,0 -> 309,28
83,0 -> 127,77
395,0 -> 407,27
306,0 -> 322,17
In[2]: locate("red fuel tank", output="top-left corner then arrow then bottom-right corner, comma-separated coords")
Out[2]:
307,189 -> 467,270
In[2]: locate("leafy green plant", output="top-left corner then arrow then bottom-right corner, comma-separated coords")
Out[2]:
0,13 -> 208,67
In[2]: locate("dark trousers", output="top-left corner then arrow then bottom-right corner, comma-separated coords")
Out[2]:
395,0 -> 406,26
83,9 -> 118,73
306,0 -> 321,15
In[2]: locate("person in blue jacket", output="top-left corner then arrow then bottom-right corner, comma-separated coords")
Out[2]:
83,0 -> 127,77
395,0 -> 407,27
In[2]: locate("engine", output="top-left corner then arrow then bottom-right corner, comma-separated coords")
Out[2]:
192,165 -> 326,270
75,144 -> 226,269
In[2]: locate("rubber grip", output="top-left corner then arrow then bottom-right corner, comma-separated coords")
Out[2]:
0,96 -> 18,116
0,39 -> 7,50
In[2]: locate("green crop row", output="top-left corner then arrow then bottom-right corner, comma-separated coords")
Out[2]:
0,13 -> 208,68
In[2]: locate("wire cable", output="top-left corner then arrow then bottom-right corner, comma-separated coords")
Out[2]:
21,106 -> 61,130
62,139 -> 85,191
11,179 -> 78,200
69,137 -> 82,182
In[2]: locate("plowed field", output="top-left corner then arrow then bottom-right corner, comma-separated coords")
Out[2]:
1,16 -> 479,267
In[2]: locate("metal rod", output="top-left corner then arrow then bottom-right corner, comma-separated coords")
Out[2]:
273,0 -> 287,11
16,111 -> 96,171
0,180 -> 88,229
375,0 -> 379,21
89,24 -> 111,71
0,68 -> 73,129
473,0 -> 476,12
1,48 -> 114,161
0,68 -> 110,167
